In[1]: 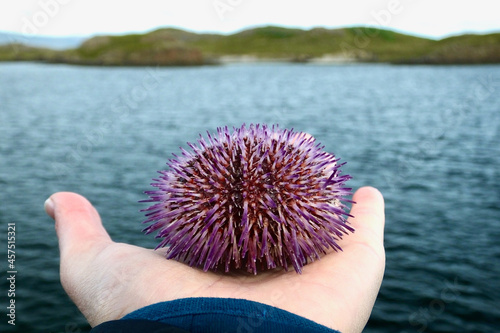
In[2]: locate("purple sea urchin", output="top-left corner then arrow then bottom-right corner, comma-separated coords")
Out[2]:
142,124 -> 354,274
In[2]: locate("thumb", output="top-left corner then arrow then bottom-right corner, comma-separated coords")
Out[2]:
45,192 -> 112,259
347,186 -> 385,250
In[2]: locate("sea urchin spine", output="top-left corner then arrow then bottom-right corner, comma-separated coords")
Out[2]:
142,124 -> 354,274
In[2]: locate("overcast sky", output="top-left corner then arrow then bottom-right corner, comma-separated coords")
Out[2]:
1,0 -> 499,39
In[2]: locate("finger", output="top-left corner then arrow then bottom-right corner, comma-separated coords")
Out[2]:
347,186 -> 385,248
45,192 -> 112,258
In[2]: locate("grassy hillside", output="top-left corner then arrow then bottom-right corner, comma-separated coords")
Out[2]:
0,43 -> 57,61
187,26 -> 436,62
56,31 -> 206,66
404,32 -> 500,64
0,26 -> 499,66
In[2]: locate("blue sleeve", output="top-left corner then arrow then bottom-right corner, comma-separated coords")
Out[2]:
90,297 -> 341,333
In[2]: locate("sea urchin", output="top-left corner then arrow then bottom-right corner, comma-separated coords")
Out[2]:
142,124 -> 354,274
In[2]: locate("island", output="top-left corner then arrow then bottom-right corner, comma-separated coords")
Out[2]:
1,26 -> 499,66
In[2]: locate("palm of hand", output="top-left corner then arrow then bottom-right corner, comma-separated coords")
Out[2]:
47,187 -> 384,333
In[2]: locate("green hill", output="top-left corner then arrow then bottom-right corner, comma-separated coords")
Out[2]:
0,43 -> 57,62
403,32 -> 500,64
1,26 -> 499,66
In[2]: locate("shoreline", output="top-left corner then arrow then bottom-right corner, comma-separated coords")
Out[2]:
1,58 -> 499,67
217,54 -> 359,65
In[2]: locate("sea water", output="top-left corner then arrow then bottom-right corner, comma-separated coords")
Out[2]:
0,62 -> 499,332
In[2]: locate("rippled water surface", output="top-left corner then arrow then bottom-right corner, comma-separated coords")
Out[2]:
0,62 -> 499,332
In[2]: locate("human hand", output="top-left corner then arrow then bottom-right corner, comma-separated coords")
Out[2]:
45,186 -> 385,333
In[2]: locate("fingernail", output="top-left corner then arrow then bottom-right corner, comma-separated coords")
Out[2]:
44,197 -> 55,218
